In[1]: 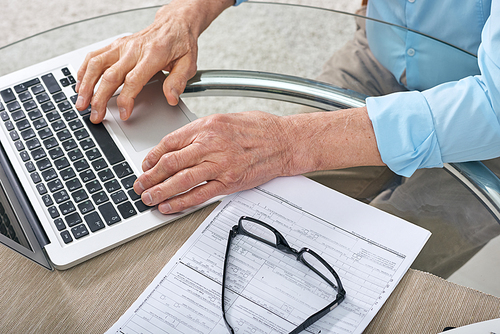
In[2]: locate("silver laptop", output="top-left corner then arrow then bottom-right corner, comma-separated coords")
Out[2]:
0,35 -> 209,270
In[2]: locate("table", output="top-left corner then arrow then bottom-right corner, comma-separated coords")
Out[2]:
1,2 -> 499,333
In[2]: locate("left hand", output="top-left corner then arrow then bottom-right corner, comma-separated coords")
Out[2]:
133,111 -> 295,214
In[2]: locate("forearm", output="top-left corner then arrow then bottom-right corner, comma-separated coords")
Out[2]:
282,107 -> 384,176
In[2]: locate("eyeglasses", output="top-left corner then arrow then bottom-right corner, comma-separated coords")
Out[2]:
221,216 -> 346,334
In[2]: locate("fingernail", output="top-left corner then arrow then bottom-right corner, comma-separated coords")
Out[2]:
90,109 -> 98,122
142,159 -> 151,171
76,95 -> 84,109
159,202 -> 172,214
171,88 -> 179,105
135,180 -> 145,192
142,191 -> 153,205
119,107 -> 127,120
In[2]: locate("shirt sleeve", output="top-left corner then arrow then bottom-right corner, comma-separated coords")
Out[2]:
366,2 -> 500,177
234,0 -> 247,5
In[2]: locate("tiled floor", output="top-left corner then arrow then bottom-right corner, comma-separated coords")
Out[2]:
1,0 -> 498,297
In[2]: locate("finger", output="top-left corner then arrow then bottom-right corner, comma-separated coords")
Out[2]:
140,162 -> 218,207
76,48 -> 120,114
157,180 -> 226,214
88,57 -> 137,123
76,44 -> 112,92
134,141 -> 206,195
163,53 -> 198,106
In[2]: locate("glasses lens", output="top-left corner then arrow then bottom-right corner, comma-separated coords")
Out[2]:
301,250 -> 340,292
240,218 -> 278,246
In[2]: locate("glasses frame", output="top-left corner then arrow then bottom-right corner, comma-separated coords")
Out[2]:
221,216 -> 346,334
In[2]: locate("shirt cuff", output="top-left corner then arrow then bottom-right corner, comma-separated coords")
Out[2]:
234,0 -> 246,6
366,91 -> 443,177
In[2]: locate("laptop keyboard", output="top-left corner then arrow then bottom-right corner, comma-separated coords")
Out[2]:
0,67 -> 151,245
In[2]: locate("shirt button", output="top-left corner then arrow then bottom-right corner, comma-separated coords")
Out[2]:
407,48 -> 416,56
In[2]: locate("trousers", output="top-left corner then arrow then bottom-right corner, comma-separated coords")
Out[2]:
303,7 -> 500,278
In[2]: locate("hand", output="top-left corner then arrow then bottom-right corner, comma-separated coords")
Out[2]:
133,111 -> 296,214
75,0 -> 234,124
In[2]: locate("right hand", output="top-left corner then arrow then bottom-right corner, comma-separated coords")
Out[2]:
75,0 -> 233,124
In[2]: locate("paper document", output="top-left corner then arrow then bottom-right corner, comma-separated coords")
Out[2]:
107,176 -> 430,334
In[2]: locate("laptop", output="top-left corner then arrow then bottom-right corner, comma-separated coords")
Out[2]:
0,35 -> 211,270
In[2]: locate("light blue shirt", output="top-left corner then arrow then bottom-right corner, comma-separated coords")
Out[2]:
235,0 -> 500,177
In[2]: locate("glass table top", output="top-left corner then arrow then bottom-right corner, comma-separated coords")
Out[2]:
0,1 -> 498,297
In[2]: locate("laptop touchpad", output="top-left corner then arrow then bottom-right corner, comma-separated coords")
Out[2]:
107,79 -> 192,153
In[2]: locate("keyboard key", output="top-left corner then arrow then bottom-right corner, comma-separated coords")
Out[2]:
48,206 -> 59,218
23,100 -> 37,111
85,148 -> 101,161
9,130 -> 19,141
80,169 -> 95,183
66,178 -> 82,192
20,150 -> 30,162
31,84 -> 45,95
36,183 -> 47,195
91,158 -> 107,171
62,67 -> 71,76
113,162 -> 133,178
121,175 -> 136,189
68,76 -> 76,84
48,147 -> 64,159
0,111 -> 9,121
74,159 -> 89,172
71,224 -> 89,239
54,218 -> 66,231
62,139 -> 77,151
25,161 -> 35,172
97,168 -> 114,182
39,128 -> 53,140
83,115 -> 125,165
18,91 -> 32,102
85,180 -> 102,193
104,179 -> 120,193
135,200 -> 152,213
53,190 -> 70,204
79,138 -> 95,150
68,119 -> 83,131
32,118 -> 48,130
27,109 -> 42,121
30,172 -> 41,184
59,201 -> 76,215
36,93 -> 50,104
117,201 -> 137,219
77,200 -> 94,215
26,138 -> 41,150
60,167 -> 76,181
60,78 -> 70,87
20,128 -> 35,140
41,168 -> 57,181
14,141 -> 25,151
68,149 -> 83,162
46,111 -> 60,122
84,211 -> 106,231
92,191 -> 108,205
63,110 -> 78,121
4,120 -> 14,131
111,190 -> 127,204
54,157 -> 70,170
31,147 -> 46,160
36,158 -> 51,171
51,120 -> 66,132
57,101 -> 72,112
0,102 -> 3,111
60,230 -> 73,244
71,189 -> 88,203
7,101 -> 20,113
11,110 -> 25,121
98,202 -> 121,226
41,101 -> 55,112
53,92 -> 66,103
42,194 -> 53,207
74,128 -> 89,140
1,88 -> 16,103
42,136 -> 57,149
15,78 -> 40,93
47,179 -> 63,192
16,119 -> 30,131
128,189 -> 141,201
65,212 -> 82,227
41,73 -> 61,94
56,129 -> 72,141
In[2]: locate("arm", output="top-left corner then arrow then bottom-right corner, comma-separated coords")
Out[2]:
75,0 -> 235,124
133,107 -> 383,214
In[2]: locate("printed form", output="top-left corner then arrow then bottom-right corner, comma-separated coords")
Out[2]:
107,176 -> 430,334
